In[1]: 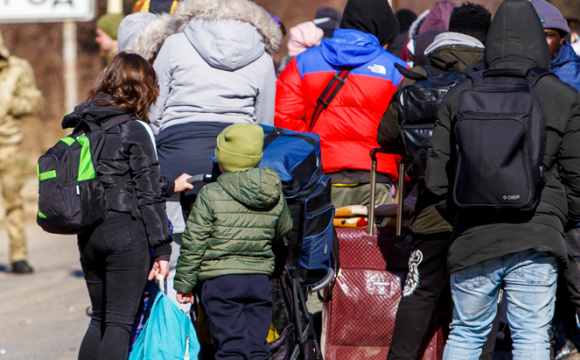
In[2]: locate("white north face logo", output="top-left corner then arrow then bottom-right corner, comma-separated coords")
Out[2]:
368,64 -> 386,75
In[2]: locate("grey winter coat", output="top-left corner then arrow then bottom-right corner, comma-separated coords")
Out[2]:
425,0 -> 580,273
131,0 -> 282,134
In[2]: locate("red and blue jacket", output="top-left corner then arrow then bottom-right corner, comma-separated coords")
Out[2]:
275,28 -> 407,181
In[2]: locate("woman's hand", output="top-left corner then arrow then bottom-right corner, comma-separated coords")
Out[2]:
148,259 -> 169,281
173,173 -> 194,193
176,292 -> 195,304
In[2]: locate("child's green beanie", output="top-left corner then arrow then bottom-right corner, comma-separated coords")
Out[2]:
215,123 -> 264,172
96,13 -> 125,40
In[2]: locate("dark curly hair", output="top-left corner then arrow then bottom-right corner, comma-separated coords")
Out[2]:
449,2 -> 492,44
87,52 -> 158,123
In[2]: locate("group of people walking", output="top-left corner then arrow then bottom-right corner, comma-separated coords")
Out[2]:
24,0 -> 580,359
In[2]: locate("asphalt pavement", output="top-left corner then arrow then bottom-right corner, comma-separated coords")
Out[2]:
0,222 -> 89,360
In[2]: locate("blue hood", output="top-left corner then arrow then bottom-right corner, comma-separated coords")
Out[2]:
552,41 -> 580,69
551,41 -> 580,91
319,29 -> 385,67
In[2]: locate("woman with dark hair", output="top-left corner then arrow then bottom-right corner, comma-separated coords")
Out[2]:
62,52 -> 173,360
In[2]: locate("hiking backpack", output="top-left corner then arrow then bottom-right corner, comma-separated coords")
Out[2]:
259,125 -> 336,287
259,125 -> 334,360
452,67 -> 552,213
37,115 -> 133,234
397,63 -> 472,179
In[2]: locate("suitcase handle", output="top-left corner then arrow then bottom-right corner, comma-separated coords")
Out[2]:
368,149 -> 405,236
395,162 -> 405,237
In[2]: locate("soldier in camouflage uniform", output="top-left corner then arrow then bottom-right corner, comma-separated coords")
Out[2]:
0,31 -> 43,274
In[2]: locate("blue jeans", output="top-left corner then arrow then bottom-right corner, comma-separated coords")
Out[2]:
443,250 -> 558,360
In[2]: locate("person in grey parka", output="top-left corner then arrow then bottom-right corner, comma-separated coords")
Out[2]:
130,0 -> 282,322
131,0 -> 281,231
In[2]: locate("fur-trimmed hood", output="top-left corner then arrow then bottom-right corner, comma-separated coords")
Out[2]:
132,0 -> 282,63
408,1 -> 456,40
408,9 -> 429,40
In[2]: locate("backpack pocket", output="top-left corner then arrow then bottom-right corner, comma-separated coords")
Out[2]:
37,152 -> 78,233
400,124 -> 434,178
299,176 -> 335,286
300,207 -> 334,286
453,113 -> 533,209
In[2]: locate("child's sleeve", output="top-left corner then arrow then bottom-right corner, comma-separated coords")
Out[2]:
174,186 -> 213,294
275,194 -> 293,239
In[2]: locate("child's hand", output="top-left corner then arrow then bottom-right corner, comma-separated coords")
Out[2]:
177,292 -> 195,304
174,173 -> 194,193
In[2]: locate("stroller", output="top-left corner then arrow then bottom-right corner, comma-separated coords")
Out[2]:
260,126 -> 337,360
185,125 -> 337,360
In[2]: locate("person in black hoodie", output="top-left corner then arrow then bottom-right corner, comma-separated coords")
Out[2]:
62,52 -> 174,360
426,0 -> 580,358
378,5 -> 491,359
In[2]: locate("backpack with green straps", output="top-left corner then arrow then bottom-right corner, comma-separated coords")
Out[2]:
37,115 -> 132,234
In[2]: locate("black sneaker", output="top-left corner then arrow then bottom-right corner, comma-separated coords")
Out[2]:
11,260 -> 34,274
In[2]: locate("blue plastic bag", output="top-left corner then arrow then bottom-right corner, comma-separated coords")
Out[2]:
129,282 -> 200,360
129,250 -> 162,353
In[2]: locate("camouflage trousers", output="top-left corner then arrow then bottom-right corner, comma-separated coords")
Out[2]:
0,144 -> 27,263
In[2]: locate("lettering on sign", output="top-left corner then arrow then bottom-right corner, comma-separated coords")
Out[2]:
0,0 -> 94,23
27,0 -> 74,5
4,0 -> 74,5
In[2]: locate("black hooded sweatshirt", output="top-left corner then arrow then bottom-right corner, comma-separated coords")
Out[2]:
426,0 -> 580,273
340,0 -> 399,46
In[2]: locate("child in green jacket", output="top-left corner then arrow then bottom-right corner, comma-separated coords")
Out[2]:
175,123 -> 293,360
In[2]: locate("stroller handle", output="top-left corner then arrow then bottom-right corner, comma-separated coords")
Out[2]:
187,173 -> 220,184
309,268 -> 335,293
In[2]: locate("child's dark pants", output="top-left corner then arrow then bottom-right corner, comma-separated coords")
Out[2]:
202,274 -> 273,360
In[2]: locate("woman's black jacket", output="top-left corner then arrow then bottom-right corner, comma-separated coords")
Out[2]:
62,102 -> 171,257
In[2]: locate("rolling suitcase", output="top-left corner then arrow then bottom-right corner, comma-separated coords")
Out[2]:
321,149 -> 444,360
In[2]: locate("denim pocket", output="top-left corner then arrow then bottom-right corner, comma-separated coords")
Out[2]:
101,220 -> 132,252
514,266 -> 557,286
453,265 -> 487,291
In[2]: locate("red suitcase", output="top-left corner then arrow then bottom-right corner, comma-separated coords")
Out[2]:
321,150 -> 444,360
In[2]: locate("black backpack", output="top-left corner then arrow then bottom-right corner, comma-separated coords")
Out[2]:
452,67 -> 552,214
397,63 -> 472,179
37,115 -> 133,234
